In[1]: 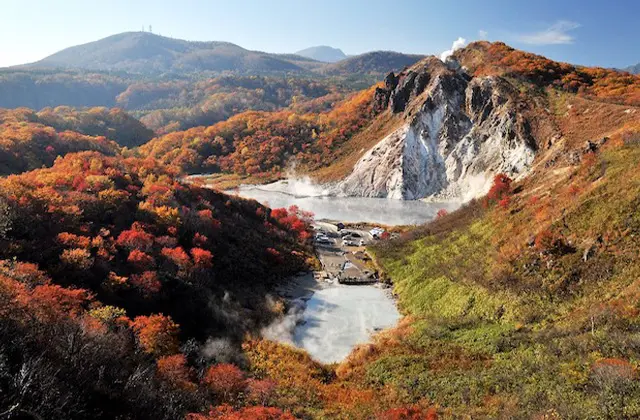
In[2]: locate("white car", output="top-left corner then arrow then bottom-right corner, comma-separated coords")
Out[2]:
316,236 -> 334,244
369,227 -> 386,238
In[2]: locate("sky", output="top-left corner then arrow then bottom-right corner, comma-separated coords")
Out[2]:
1,0 -> 638,68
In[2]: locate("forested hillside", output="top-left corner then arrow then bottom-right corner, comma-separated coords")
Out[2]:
140,86 -> 378,178
0,151 -> 317,419
456,42 -> 640,106
0,71 -> 351,135
0,106 -> 157,176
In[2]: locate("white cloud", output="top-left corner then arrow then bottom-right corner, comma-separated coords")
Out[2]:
439,37 -> 467,61
516,20 -> 580,45
478,29 -> 488,40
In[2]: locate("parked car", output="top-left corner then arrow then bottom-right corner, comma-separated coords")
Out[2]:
336,222 -> 345,230
370,227 -> 385,239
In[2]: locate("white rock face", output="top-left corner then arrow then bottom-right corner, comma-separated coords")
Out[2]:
338,71 -> 536,201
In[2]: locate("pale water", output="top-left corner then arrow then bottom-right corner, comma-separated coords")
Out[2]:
293,283 -> 400,364
230,179 -> 459,225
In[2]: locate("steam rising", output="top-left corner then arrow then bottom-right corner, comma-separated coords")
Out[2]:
439,37 -> 467,62
461,173 -> 492,202
201,337 -> 240,364
258,176 -> 331,198
260,299 -> 306,344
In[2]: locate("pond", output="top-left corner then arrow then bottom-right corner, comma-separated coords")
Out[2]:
292,283 -> 400,364
229,179 -> 459,226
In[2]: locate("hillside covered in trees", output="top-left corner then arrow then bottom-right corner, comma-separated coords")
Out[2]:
0,106 -> 156,176
140,86 -> 378,178
0,150 -> 322,418
0,71 -> 353,135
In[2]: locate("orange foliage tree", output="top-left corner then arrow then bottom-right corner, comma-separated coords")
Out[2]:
131,314 -> 180,356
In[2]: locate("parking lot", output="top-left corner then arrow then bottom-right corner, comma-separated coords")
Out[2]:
312,222 -> 381,284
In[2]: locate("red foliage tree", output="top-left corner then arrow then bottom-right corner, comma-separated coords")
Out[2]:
130,271 -> 162,296
191,247 -> 213,269
203,363 -> 247,401
127,249 -> 155,270
498,196 -> 511,210
436,209 -> 448,218
156,354 -> 196,391
487,174 -> 512,201
161,246 -> 191,270
29,284 -> 92,321
270,206 -> 313,242
117,222 -> 154,252
485,173 -> 513,207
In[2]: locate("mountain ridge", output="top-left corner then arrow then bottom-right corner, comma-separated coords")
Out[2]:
29,31 -> 305,75
15,32 -> 424,79
624,62 -> 640,74
295,45 -> 347,63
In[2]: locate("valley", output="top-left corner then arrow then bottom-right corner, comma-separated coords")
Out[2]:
0,22 -> 639,419
231,183 -> 413,363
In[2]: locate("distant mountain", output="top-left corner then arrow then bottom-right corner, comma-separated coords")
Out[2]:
29,32 -> 306,75
0,33 -> 431,116
295,46 -> 347,63
320,51 -> 425,76
624,63 -> 640,74
22,32 -> 421,78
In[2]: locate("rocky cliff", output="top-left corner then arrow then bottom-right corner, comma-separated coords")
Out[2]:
338,58 -> 537,200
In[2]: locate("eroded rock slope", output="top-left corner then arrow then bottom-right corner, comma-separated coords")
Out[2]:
339,58 -> 537,200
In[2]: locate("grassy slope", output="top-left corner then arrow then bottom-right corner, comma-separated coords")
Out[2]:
347,121 -> 640,417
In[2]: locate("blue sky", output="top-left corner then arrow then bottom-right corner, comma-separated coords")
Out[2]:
1,0 -> 638,68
